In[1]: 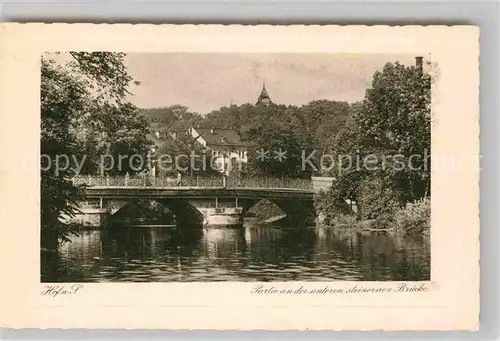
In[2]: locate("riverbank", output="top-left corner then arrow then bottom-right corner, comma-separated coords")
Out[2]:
315,198 -> 431,236
318,219 -> 391,232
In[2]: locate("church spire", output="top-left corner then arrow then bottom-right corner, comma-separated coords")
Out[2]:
256,83 -> 272,105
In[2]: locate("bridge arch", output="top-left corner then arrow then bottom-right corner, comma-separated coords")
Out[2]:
242,198 -> 283,217
108,198 -> 205,228
271,198 -> 316,226
239,198 -> 316,226
162,199 -> 205,228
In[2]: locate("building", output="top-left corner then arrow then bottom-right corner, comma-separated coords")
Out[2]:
145,84 -> 270,176
256,83 -> 273,106
189,127 -> 247,174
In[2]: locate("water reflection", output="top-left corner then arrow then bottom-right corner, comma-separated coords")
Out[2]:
43,225 -> 430,282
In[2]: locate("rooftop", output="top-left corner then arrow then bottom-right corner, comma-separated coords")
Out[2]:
256,83 -> 272,105
195,128 -> 244,146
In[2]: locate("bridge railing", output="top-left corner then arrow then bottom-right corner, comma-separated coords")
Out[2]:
226,176 -> 313,190
72,175 -> 313,190
72,175 -> 181,187
181,176 -> 224,187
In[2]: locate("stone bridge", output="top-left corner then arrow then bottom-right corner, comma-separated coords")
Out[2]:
70,175 -> 335,228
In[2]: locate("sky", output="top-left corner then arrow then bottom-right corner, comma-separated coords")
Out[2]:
124,53 -> 418,115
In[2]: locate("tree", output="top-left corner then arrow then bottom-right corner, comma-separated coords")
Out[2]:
317,61 -> 431,221
41,52 -> 145,250
328,115 -> 363,198
141,99 -> 352,179
297,100 -> 351,153
41,57 -> 86,250
203,103 -> 257,132
240,104 -> 315,177
355,62 -> 431,204
73,102 -> 151,175
139,105 -> 203,133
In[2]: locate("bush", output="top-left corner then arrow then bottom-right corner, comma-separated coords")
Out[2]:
392,197 -> 430,235
313,189 -> 355,226
357,178 -> 401,220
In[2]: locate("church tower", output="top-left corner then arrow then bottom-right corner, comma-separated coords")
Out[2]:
256,83 -> 272,106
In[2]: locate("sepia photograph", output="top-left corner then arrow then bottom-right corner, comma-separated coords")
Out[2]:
41,52 -> 432,283
0,23 -> 480,330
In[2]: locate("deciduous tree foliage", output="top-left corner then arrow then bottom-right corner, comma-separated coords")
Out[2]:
323,62 -> 431,220
41,52 -> 149,250
41,57 -> 86,250
298,100 -> 351,153
138,105 -> 203,134
74,102 -> 151,174
357,62 -> 431,203
200,101 -> 351,177
141,98 -> 353,178
203,104 -> 257,132
238,104 -> 313,177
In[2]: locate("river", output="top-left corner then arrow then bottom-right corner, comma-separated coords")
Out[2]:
41,221 -> 430,282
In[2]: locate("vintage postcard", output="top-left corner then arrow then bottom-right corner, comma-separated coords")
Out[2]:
0,24 -> 479,330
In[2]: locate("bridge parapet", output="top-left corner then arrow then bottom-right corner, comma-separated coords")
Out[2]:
73,175 -> 314,191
